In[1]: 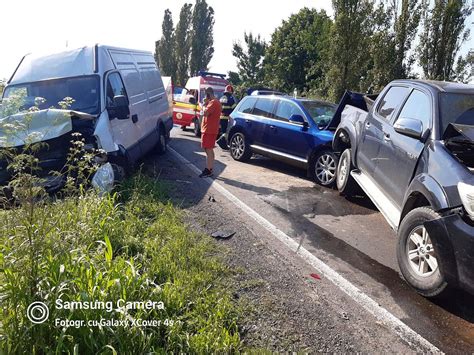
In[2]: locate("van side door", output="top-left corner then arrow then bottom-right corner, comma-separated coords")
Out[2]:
105,71 -> 142,162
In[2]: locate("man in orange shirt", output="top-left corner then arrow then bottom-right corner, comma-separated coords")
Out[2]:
199,87 -> 222,178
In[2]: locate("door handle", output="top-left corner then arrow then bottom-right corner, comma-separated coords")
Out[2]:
245,119 -> 251,124
132,114 -> 138,123
383,133 -> 391,142
269,125 -> 276,129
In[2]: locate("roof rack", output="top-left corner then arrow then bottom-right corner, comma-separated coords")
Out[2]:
197,71 -> 226,79
249,90 -> 285,96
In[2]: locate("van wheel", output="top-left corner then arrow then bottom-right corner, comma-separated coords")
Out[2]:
156,128 -> 167,155
311,150 -> 338,187
193,118 -> 201,137
229,132 -> 252,162
336,149 -> 358,195
397,207 -> 448,297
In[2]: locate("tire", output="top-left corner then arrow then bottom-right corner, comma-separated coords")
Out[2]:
310,150 -> 338,187
229,132 -> 252,162
397,207 -> 448,297
156,127 -> 167,155
336,149 -> 359,195
193,118 -> 201,137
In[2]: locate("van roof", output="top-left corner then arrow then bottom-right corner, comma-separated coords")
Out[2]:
8,44 -> 154,86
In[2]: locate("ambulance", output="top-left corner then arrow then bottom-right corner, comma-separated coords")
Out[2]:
173,71 -> 230,136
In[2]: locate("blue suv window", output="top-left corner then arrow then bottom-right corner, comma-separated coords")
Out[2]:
253,98 -> 275,118
237,97 -> 257,114
274,100 -> 304,122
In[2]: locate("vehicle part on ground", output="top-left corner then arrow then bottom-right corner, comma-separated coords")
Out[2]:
92,162 -> 115,195
397,207 -> 448,297
229,132 -> 252,162
312,150 -> 338,187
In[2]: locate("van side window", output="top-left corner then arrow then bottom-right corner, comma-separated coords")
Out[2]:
396,89 -> 431,131
376,86 -> 410,121
106,73 -> 127,107
253,98 -> 275,118
238,97 -> 257,114
274,100 -> 304,122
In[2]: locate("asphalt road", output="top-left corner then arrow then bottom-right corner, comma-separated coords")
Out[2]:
164,127 -> 474,353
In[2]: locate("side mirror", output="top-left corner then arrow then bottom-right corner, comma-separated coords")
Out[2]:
289,114 -> 305,125
108,95 -> 130,120
394,117 -> 423,139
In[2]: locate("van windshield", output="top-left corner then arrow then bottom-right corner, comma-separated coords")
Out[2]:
2,76 -> 100,115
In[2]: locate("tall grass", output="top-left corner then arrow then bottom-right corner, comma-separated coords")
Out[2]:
0,174 -> 240,353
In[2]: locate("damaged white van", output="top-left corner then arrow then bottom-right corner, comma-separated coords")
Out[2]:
0,45 -> 172,191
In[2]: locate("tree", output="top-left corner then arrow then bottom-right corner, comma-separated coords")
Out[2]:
418,0 -> 472,81
391,0 -> 425,79
0,79 -> 5,96
155,9 -> 176,77
232,32 -> 266,86
189,0 -> 215,75
174,3 -> 193,86
325,0 -> 374,102
453,50 -> 473,83
264,8 -> 333,94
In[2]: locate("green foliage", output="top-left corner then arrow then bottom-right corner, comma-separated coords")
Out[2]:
325,0 -> 374,102
264,8 -> 333,94
0,174 -> 241,353
0,79 -> 5,96
175,3 -> 193,86
189,0 -> 215,75
232,32 -> 266,87
155,9 -> 177,77
418,0 -> 472,81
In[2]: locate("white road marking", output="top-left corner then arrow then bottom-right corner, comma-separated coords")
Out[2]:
168,146 -> 442,353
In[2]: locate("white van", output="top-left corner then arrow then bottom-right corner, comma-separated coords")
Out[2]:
1,45 -> 172,188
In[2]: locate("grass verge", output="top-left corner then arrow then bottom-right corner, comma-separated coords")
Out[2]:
0,174 -> 240,353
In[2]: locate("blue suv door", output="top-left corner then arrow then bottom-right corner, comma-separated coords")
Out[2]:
262,99 -> 313,160
250,98 -> 277,147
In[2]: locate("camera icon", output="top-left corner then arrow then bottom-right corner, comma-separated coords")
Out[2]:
27,301 -> 49,324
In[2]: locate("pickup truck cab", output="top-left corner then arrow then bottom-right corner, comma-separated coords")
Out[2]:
333,80 -> 474,297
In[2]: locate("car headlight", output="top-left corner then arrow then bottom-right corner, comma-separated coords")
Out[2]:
458,182 -> 474,220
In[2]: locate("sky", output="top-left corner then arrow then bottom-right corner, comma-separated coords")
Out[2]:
0,1 -> 472,82
0,0 -> 332,80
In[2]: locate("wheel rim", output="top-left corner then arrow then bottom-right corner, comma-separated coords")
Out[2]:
338,153 -> 348,188
315,153 -> 336,184
406,226 -> 438,277
230,134 -> 245,159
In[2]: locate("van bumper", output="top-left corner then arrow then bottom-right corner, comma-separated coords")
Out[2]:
425,213 -> 474,295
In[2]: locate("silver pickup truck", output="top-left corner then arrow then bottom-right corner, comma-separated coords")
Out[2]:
332,79 -> 474,298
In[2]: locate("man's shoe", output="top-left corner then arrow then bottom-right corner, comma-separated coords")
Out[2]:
199,168 -> 213,178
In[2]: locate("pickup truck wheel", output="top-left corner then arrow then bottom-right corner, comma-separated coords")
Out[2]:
229,132 -> 252,162
311,150 -> 338,187
397,207 -> 448,298
336,149 -> 358,195
193,118 -> 201,137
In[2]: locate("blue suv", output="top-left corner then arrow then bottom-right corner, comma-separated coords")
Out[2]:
227,94 -> 338,186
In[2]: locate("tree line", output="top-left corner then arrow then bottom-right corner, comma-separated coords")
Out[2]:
154,0 -> 214,86
155,0 -> 472,102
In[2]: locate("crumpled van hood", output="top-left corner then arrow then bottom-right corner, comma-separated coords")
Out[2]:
0,109 -> 94,148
